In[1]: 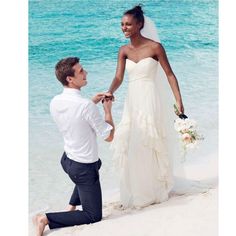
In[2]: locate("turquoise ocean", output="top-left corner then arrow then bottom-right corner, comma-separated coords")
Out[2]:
29,0 -> 218,215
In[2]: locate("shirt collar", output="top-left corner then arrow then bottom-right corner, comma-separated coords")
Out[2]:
63,87 -> 81,96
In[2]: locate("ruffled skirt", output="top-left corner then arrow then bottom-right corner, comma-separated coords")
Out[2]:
112,79 -> 174,208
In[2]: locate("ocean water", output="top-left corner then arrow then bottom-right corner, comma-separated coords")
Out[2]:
29,0 -> 218,215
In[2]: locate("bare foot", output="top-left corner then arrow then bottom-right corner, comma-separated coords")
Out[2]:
66,204 -> 76,211
33,214 -> 48,236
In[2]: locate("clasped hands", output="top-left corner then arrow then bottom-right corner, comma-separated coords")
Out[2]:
92,92 -> 114,104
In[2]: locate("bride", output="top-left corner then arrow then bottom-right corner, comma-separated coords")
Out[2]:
107,5 -> 185,208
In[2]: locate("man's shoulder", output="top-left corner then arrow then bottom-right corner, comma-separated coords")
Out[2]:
51,93 -> 87,102
51,93 -> 61,100
50,93 -> 64,107
50,94 -> 61,105
50,93 -> 93,109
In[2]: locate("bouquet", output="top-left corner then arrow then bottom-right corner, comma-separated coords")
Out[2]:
173,104 -> 204,160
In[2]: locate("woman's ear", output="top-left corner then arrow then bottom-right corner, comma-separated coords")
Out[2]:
138,21 -> 143,31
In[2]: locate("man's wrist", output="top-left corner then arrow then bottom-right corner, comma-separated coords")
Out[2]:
104,109 -> 112,115
105,112 -> 113,124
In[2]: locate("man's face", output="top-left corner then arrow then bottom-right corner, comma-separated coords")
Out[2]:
67,63 -> 87,89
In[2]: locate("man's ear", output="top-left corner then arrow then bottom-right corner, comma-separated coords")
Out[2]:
66,76 -> 72,84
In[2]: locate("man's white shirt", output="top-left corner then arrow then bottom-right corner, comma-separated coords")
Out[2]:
50,88 -> 113,163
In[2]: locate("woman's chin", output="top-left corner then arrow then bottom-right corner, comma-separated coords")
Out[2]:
124,33 -> 131,38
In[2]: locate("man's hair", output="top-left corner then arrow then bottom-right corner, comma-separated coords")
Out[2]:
55,57 -> 80,86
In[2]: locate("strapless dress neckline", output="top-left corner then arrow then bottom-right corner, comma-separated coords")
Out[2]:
126,57 -> 158,64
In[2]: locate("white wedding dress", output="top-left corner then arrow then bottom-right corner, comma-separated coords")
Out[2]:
111,16 -> 212,209
112,57 -> 175,208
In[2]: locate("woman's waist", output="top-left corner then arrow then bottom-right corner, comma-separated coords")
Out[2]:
128,75 -> 155,83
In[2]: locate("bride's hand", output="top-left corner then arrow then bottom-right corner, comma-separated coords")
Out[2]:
106,91 -> 115,102
92,93 -> 106,104
92,92 -> 111,104
176,100 -> 184,115
101,92 -> 115,103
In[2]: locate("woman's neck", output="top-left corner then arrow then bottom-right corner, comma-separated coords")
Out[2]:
130,33 -> 144,48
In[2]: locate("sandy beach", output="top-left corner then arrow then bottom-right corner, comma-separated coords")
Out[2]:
28,1 -> 218,235
29,152 -> 218,236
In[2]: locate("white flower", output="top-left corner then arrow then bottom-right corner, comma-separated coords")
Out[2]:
174,116 -> 204,160
174,118 -> 197,133
183,119 -> 196,129
186,142 -> 197,149
182,133 -> 192,143
174,118 -> 185,131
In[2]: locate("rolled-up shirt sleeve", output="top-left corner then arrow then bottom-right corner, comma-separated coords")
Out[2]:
83,101 -> 113,139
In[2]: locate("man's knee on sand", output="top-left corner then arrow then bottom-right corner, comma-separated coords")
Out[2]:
90,211 -> 102,223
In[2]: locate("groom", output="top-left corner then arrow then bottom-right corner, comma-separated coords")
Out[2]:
34,57 -> 114,235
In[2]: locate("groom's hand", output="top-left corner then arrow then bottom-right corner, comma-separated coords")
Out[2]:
103,92 -> 115,103
92,92 -> 114,104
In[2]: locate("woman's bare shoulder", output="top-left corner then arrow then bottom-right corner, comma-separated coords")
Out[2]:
147,41 -> 165,55
119,44 -> 130,51
147,40 -> 162,49
118,44 -> 130,57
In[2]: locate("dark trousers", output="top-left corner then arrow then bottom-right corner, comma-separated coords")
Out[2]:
46,152 -> 102,229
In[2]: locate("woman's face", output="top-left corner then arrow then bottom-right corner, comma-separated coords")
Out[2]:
121,14 -> 142,38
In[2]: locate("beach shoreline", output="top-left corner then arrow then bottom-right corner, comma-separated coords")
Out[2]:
29,151 -> 218,236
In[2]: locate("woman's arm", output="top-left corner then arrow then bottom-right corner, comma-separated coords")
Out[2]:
155,43 -> 184,114
108,46 -> 127,94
